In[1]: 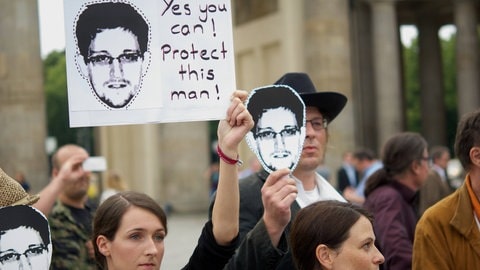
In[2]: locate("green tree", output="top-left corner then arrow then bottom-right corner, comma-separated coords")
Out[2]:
403,38 -> 421,132
403,33 -> 458,152
43,50 -> 94,152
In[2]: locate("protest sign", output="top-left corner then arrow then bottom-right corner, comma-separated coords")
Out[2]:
64,0 -> 236,127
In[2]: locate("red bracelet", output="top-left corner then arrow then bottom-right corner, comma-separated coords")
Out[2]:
217,145 -> 243,166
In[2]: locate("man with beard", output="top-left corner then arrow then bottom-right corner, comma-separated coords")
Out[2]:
34,144 -> 96,269
210,72 -> 348,269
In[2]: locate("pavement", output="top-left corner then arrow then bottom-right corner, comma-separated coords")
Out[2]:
161,212 -> 209,269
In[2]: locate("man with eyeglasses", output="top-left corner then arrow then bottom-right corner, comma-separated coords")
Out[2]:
209,72 -> 348,269
246,85 -> 306,173
0,205 -> 51,270
75,1 -> 150,109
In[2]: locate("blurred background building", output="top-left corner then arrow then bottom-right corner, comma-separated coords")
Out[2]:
1,0 -> 479,212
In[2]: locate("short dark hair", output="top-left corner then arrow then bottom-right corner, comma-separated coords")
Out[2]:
353,148 -> 376,161
247,86 -> 304,135
365,132 -> 428,196
0,205 -> 50,247
430,145 -> 450,162
454,109 -> 480,171
93,191 -> 167,269
75,2 -> 149,63
290,200 -> 374,270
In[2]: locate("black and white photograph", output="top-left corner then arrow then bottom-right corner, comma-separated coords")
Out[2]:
245,85 -> 306,173
0,205 -> 52,270
64,0 -> 236,126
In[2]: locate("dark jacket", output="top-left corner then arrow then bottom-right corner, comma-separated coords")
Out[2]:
364,181 -> 418,270
210,170 -> 301,269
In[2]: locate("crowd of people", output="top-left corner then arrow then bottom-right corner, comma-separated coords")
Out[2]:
1,71 -> 479,270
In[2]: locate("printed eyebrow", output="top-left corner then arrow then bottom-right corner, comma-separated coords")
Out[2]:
0,249 -> 16,255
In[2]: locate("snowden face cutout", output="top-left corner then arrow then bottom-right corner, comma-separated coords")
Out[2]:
0,226 -> 50,270
255,107 -> 303,172
86,27 -> 145,108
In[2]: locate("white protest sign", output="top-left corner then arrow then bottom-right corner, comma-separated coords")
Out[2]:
64,0 -> 236,127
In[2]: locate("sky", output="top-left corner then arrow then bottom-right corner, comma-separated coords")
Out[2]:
37,0 -> 456,58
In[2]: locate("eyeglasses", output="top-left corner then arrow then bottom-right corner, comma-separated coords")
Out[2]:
0,244 -> 47,264
87,51 -> 142,66
306,118 -> 328,131
419,156 -> 431,162
255,126 -> 299,140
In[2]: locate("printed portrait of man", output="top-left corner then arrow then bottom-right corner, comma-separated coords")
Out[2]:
75,1 -> 150,109
246,85 -> 306,173
0,205 -> 52,270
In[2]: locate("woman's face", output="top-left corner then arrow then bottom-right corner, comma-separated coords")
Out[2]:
328,216 -> 384,270
99,206 -> 166,270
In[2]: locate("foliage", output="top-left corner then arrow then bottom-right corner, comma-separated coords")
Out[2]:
441,35 -> 458,151
43,50 -> 94,152
403,39 -> 420,132
403,33 -> 457,151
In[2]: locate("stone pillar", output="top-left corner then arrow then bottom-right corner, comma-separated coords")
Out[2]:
370,0 -> 404,148
0,0 -> 49,191
303,0 -> 356,184
418,17 -> 447,147
160,122 -> 210,212
350,0 -> 377,150
454,0 -> 480,117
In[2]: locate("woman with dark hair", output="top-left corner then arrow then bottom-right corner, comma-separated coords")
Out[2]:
92,90 -> 254,270
363,132 -> 429,270
290,200 -> 384,270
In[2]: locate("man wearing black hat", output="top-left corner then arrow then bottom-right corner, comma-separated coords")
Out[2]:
211,72 -> 348,269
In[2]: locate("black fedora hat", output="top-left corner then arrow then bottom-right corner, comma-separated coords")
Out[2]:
274,72 -> 347,122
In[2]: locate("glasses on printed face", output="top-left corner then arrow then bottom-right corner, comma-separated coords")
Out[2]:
305,117 -> 328,131
255,126 -> 299,140
87,51 -> 142,66
0,244 -> 47,265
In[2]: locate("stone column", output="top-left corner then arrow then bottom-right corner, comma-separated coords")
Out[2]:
350,0 -> 377,150
418,17 -> 447,147
454,0 -> 480,117
303,0 -> 356,184
160,122 -> 210,212
0,0 -> 49,191
370,0 -> 404,148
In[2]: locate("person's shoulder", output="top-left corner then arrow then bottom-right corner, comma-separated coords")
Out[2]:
50,201 -> 69,216
420,190 -> 459,221
316,174 -> 346,201
239,170 -> 268,189
365,185 -> 401,204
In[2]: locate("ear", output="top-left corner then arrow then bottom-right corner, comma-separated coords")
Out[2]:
315,244 -> 334,270
75,53 -> 89,79
96,235 -> 111,257
470,147 -> 480,168
410,159 -> 422,175
141,51 -> 151,75
245,132 -> 257,154
52,168 -> 59,178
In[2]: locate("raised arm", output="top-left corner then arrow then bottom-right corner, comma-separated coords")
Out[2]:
33,154 -> 88,216
213,90 -> 253,245
224,168 -> 297,269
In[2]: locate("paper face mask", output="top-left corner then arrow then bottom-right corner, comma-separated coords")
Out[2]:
245,85 -> 306,173
0,205 -> 52,270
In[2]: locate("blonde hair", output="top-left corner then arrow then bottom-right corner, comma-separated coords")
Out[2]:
105,171 -> 127,191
